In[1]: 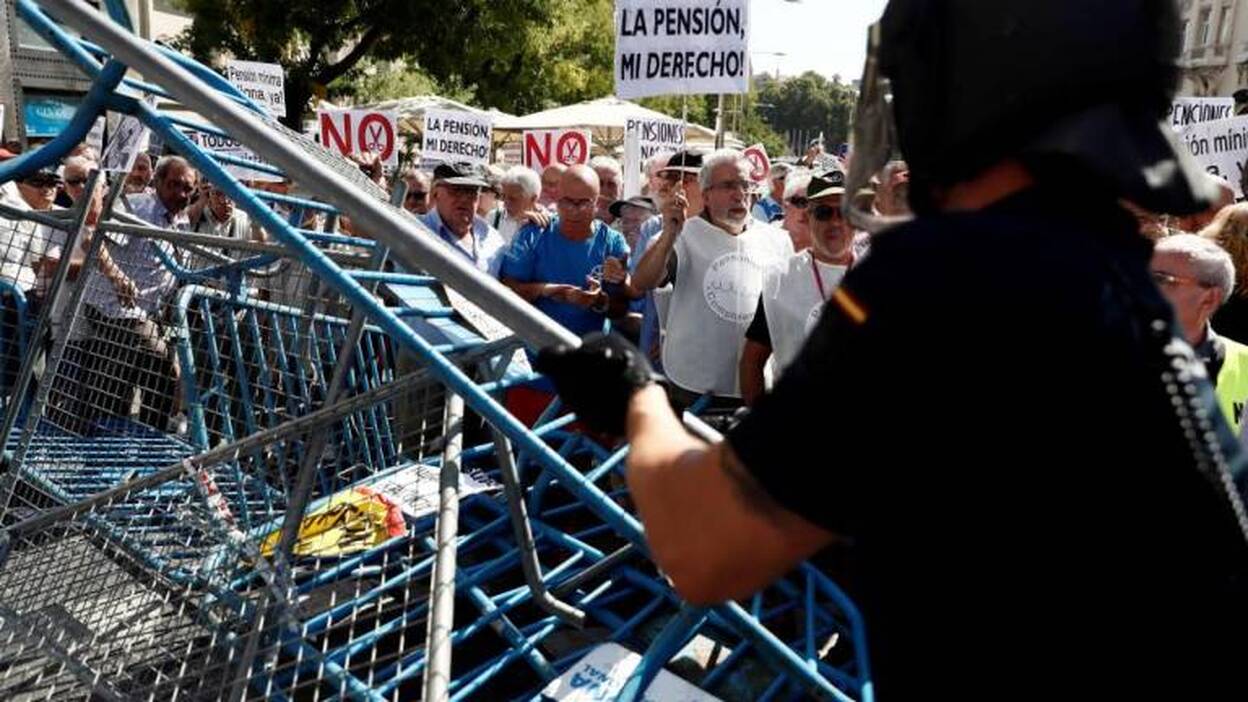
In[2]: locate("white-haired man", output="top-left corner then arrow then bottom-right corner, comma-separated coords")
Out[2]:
1152,234 -> 1248,434
632,148 -> 790,409
590,155 -> 624,226
494,166 -> 550,244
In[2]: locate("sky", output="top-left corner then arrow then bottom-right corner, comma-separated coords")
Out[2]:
750,0 -> 889,83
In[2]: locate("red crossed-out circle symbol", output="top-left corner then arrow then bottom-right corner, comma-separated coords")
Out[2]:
556,131 -> 589,165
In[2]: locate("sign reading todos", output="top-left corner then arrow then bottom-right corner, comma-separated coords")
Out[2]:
317,109 -> 400,167
522,129 -> 592,172
614,0 -> 751,99
226,60 -> 286,118
422,108 -> 494,166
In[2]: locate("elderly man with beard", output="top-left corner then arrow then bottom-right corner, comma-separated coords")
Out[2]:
631,149 -> 790,411
740,170 -> 856,405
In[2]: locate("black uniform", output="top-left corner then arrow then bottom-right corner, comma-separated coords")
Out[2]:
728,184 -> 1248,699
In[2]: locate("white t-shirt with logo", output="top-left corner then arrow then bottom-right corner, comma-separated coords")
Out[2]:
662,216 -> 790,397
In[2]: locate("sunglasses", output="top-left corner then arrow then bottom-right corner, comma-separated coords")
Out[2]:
64,177 -> 89,187
786,197 -> 809,209
23,177 -> 60,189
811,204 -> 844,222
405,191 -> 428,201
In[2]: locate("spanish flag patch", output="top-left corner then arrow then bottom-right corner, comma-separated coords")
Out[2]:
831,287 -> 868,325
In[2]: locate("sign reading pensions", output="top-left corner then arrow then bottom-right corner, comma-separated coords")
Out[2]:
1169,97 -> 1235,130
422,108 -> 493,166
615,0 -> 751,99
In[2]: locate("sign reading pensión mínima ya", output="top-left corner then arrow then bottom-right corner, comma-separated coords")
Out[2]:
227,60 -> 286,118
1178,114 -> 1248,197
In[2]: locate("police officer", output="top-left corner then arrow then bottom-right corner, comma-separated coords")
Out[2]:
536,1 -> 1248,698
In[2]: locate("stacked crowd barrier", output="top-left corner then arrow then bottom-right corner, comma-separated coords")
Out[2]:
0,2 -> 875,700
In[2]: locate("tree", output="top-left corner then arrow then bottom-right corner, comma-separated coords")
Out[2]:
173,0 -> 614,127
756,71 -> 857,154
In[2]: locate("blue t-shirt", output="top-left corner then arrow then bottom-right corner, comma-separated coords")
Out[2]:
752,195 -> 784,223
500,218 -> 630,336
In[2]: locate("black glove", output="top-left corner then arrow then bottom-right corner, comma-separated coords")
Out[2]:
535,332 -> 657,436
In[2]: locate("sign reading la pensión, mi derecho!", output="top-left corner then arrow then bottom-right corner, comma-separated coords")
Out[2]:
614,0 -> 751,99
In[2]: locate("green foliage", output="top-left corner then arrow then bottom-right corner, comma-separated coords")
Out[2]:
174,0 -> 614,126
755,71 -> 857,151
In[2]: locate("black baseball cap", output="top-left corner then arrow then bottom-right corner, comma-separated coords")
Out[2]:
807,169 -> 847,199
432,162 -> 490,188
660,150 -> 703,174
608,196 -> 658,219
21,168 -> 62,187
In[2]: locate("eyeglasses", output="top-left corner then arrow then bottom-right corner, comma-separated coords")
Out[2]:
811,204 -> 844,222
708,179 -> 751,193
558,197 -> 596,210
1151,271 -> 1213,289
660,172 -> 698,184
786,197 -> 809,209
63,177 -> 88,187
405,191 -> 428,201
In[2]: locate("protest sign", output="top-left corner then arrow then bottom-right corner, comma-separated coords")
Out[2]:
184,127 -> 282,182
623,127 -> 642,197
615,0 -> 751,99
625,116 -> 685,159
1169,97 -> 1235,130
86,116 -> 105,158
1177,114 -> 1248,197
522,129 -> 592,172
422,108 -> 493,166
743,143 -> 770,183
318,109 -> 401,166
541,643 -> 722,702
227,60 -> 286,118
101,114 -> 151,174
623,116 -> 684,198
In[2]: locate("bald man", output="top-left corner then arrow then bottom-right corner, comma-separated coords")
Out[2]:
500,164 -> 632,336
539,163 -> 567,209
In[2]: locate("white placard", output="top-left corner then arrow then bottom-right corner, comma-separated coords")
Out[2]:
1177,114 -> 1248,197
623,126 -> 642,198
523,129 -> 592,172
317,109 -> 401,167
625,116 -> 685,160
101,114 -> 151,174
541,643 -> 722,702
85,116 -> 105,158
368,463 -> 500,520
742,143 -> 770,183
614,0 -> 750,99
1169,97 -> 1235,130
422,108 -> 494,166
183,127 -> 283,183
227,60 -> 287,118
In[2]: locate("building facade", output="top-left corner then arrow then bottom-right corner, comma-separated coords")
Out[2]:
1177,0 -> 1248,96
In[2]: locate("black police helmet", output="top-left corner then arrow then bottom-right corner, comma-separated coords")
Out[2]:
878,0 -> 1216,216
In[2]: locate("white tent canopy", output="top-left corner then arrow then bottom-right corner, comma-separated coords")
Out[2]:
494,96 -> 725,147
357,95 -> 515,134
